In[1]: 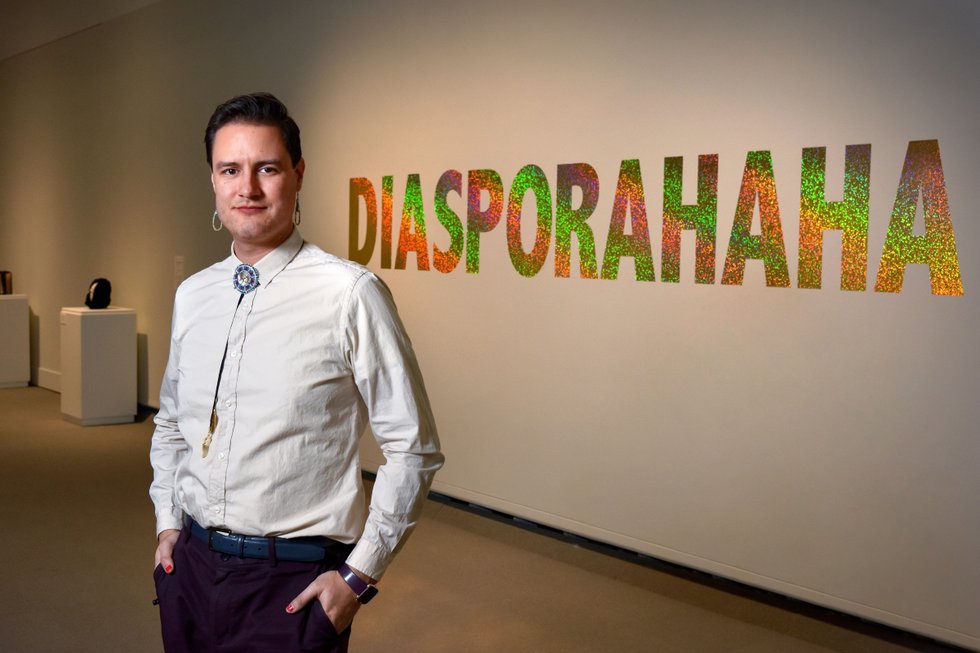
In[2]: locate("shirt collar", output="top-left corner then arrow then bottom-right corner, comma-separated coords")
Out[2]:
231,228 -> 304,291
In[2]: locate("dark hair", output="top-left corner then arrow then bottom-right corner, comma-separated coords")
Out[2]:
204,92 -> 302,167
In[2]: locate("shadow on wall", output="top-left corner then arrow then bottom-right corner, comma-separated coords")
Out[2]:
137,332 -> 149,408
29,308 -> 39,385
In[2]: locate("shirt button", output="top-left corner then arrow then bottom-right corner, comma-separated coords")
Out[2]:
225,400 -> 232,407
218,452 -> 226,459
213,506 -> 221,513
230,351 -> 237,358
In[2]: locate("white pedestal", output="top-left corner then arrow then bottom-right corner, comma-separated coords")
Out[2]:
60,306 -> 137,425
0,294 -> 30,388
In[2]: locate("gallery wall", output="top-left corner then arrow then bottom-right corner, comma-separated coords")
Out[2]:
0,0 -> 976,648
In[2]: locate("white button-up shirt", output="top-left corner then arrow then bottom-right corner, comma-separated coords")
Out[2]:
149,228 -> 443,579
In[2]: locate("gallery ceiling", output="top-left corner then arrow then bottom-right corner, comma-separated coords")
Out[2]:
0,0 -> 159,61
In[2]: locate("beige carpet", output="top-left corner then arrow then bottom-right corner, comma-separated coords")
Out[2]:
0,386 -> 963,652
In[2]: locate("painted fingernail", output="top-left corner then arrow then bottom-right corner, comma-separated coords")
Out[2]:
285,604 -> 295,613
165,565 -> 173,573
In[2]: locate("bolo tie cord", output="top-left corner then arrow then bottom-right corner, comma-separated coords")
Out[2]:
204,261 -> 259,458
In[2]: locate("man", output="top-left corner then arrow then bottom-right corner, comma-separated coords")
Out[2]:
150,93 -> 443,652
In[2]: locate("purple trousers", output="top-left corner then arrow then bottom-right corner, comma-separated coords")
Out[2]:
154,526 -> 352,653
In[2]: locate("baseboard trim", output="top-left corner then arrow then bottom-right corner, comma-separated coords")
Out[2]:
35,367 -> 60,392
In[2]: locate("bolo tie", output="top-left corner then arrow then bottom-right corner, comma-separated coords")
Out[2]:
202,263 -> 260,458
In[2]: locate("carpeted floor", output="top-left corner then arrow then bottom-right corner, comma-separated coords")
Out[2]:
0,386 -> 965,652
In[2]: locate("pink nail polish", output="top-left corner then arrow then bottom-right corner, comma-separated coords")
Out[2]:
286,604 -> 295,613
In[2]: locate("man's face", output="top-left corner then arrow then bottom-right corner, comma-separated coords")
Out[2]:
210,122 -> 305,259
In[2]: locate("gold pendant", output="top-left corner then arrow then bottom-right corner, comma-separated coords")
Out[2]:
203,409 -> 217,457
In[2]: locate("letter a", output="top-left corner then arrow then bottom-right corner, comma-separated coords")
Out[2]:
874,140 -> 964,296
721,151 -> 790,287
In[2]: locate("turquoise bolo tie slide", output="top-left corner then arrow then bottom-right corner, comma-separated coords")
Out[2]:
233,263 -> 259,294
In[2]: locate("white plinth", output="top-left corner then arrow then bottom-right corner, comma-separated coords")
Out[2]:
0,294 -> 30,388
60,306 -> 136,425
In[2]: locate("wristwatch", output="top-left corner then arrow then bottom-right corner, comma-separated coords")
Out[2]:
338,563 -> 379,604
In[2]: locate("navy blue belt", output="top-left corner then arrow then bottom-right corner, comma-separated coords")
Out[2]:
187,518 -> 353,563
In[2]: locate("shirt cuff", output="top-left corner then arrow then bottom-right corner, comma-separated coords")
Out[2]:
155,507 -> 184,536
345,539 -> 389,581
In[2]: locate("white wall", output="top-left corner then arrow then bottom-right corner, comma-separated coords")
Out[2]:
1,0 -> 976,648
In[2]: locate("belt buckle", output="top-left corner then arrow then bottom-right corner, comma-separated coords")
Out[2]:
207,529 -> 229,554
207,529 -> 246,557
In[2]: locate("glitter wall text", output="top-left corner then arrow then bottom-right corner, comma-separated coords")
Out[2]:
349,140 -> 964,296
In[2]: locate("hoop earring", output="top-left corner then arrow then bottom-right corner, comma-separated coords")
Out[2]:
293,196 -> 302,226
212,210 -> 223,232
